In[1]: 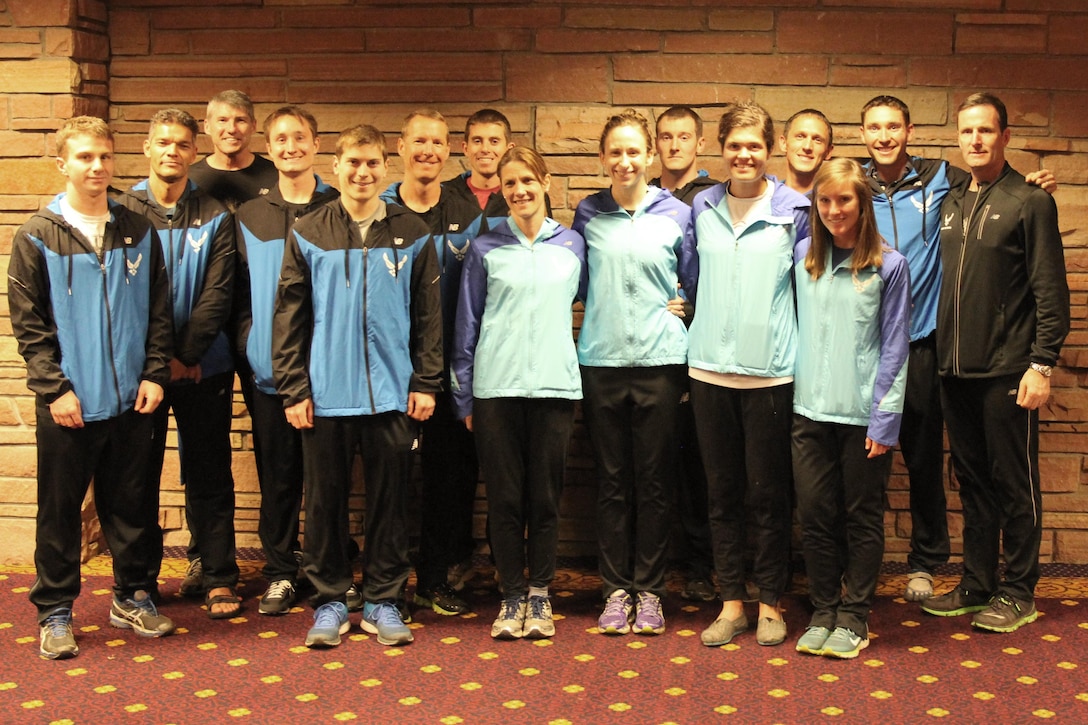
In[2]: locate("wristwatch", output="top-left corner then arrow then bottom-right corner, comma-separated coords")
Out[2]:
1030,362 -> 1053,378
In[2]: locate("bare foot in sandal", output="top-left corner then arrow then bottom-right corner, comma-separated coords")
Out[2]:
206,586 -> 242,619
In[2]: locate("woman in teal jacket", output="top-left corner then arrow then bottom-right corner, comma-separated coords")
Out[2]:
680,102 -> 810,648
574,109 -> 693,637
792,158 -> 910,659
451,148 -> 586,641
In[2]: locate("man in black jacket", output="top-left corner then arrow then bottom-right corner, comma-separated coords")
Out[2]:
924,93 -> 1069,633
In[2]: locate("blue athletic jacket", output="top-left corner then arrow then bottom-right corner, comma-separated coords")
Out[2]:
234,178 -> 339,394
450,217 -> 586,419
681,178 -> 811,378
862,156 -> 958,342
573,186 -> 692,368
272,200 -> 443,417
380,182 -> 485,381
793,239 -> 911,446
8,196 -> 172,421
118,180 -> 235,379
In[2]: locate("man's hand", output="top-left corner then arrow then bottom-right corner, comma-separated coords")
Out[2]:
1025,169 -> 1057,195
285,398 -> 314,429
49,390 -> 84,428
169,358 -> 202,383
407,392 -> 436,422
666,295 -> 686,319
464,414 -> 473,432
1017,368 -> 1051,410
134,380 -> 164,414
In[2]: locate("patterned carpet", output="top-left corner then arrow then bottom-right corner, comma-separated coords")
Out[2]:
2,555 -> 1087,724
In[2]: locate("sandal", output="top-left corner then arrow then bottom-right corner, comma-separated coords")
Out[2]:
905,571 -> 934,602
205,588 -> 244,619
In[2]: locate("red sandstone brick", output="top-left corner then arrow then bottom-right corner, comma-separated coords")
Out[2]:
78,0 -> 108,24
693,0 -> 814,6
109,0 -> 260,6
366,28 -> 530,53
707,10 -> 774,31
506,54 -> 608,103
112,58 -> 287,79
0,43 -> 39,60
112,78 -> 286,104
290,54 -> 500,83
535,29 -> 659,54
289,82 -> 502,105
825,0 -> 998,7
149,31 -> 189,55
11,0 -> 71,27
912,57 -> 1088,91
614,83 -> 751,108
46,28 -> 109,61
829,57 -> 908,88
10,94 -> 50,120
1009,0 -> 1088,10
615,54 -> 828,86
185,29 -> 365,55
663,32 -> 772,54
151,8 -> 277,30
1050,15 -> 1088,55
778,11 -> 953,55
0,130 -> 46,156
565,7 -> 704,31
107,10 -> 148,56
1053,95 -> 1088,138
282,7 -> 470,28
474,6 -> 561,28
0,29 -> 40,44
955,24 -> 1046,54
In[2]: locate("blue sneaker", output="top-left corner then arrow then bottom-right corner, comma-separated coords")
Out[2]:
40,608 -> 79,659
821,626 -> 869,659
110,590 -> 175,637
361,601 -> 413,646
305,601 -> 350,648
795,625 -> 832,655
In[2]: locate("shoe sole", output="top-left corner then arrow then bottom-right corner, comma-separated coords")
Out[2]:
796,643 -> 825,655
305,620 -> 350,648
921,603 -> 988,617
599,623 -> 631,635
822,639 -> 869,659
633,624 -> 665,635
523,624 -> 554,639
258,600 -> 295,616
360,620 -> 414,646
904,589 -> 933,602
491,627 -> 523,640
971,609 -> 1039,633
109,613 -> 174,637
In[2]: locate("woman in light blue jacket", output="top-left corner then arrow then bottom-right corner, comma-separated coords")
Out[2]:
575,109 -> 693,637
680,102 -> 810,648
792,158 -> 910,659
451,147 -> 586,641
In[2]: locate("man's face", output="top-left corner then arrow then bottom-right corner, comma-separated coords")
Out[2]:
267,115 -> 319,176
957,104 -> 1010,181
398,117 -> 450,184
721,125 -> 768,185
861,105 -> 913,173
462,122 -> 512,179
333,143 -> 388,207
57,133 -> 114,198
204,102 -> 255,158
779,115 -> 832,177
144,122 -> 197,184
655,116 -> 704,175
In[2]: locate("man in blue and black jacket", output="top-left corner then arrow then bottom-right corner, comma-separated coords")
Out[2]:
118,108 -> 240,619
10,117 -> 176,659
274,124 -> 442,649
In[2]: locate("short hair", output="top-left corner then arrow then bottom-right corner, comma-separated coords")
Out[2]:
861,95 -> 911,127
656,106 -> 703,138
262,105 -> 318,140
402,108 -> 448,140
336,124 -> 387,160
599,108 -> 653,154
784,108 -> 834,149
464,109 -> 512,141
716,101 -> 775,150
206,90 -> 256,122
149,108 -> 199,141
55,116 -> 112,157
806,158 -> 884,280
497,146 -> 550,185
958,92 -> 1008,131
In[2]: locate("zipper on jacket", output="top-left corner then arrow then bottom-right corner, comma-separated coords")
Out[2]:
361,243 -> 377,413
952,191 -> 983,376
101,230 -> 124,413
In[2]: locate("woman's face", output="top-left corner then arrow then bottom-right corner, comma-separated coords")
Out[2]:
721,125 -> 768,189
501,160 -> 550,225
600,124 -> 651,195
816,180 -> 862,245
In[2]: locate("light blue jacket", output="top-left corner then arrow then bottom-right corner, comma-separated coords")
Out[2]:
450,218 -> 586,419
681,178 -> 811,378
573,186 -> 691,367
792,239 -> 911,446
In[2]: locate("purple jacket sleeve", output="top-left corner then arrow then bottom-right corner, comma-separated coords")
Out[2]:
868,252 -> 911,446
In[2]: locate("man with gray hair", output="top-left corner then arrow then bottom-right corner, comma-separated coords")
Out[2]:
190,90 -> 278,212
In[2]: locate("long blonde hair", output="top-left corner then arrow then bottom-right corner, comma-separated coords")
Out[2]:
805,158 -> 884,280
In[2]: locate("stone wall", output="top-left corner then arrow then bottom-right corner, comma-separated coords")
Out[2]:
1,0 -> 1086,564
